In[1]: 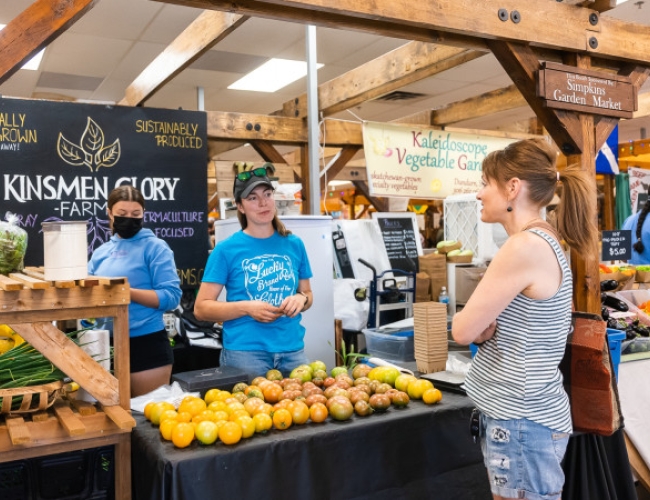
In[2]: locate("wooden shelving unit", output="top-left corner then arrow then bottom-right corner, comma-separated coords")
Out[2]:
0,270 -> 134,500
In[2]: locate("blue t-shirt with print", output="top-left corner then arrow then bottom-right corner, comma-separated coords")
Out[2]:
202,230 -> 313,352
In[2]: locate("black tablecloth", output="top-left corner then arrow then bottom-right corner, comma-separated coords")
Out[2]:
131,393 -> 491,500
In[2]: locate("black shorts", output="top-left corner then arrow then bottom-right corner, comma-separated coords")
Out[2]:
129,329 -> 174,373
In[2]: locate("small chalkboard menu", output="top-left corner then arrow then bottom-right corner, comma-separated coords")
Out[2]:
371,213 -> 423,273
601,230 -> 632,261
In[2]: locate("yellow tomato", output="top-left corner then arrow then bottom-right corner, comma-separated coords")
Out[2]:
178,397 -> 207,417
159,419 -> 178,441
158,409 -> 179,425
194,420 -> 219,445
150,402 -> 176,425
407,379 -> 434,400
176,411 -> 193,423
218,421 -> 242,445
422,388 -> 443,405
252,413 -> 273,433
207,401 -> 228,413
236,416 -> 256,439
204,388 -> 221,406
171,422 -> 195,448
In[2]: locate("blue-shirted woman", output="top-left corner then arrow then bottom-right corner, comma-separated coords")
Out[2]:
194,167 -> 313,379
89,185 -> 181,397
622,192 -> 650,265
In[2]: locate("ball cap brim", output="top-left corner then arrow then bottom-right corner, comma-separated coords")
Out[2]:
234,176 -> 274,201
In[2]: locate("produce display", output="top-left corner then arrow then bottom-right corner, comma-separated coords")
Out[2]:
0,213 -> 28,275
144,361 -> 443,449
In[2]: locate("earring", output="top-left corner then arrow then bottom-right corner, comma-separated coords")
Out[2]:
507,206 -> 513,212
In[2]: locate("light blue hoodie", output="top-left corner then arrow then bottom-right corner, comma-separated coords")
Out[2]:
88,228 -> 181,337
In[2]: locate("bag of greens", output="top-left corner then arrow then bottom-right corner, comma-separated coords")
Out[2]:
0,213 -> 28,275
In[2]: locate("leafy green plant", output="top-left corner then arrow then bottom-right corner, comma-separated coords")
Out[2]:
329,339 -> 368,369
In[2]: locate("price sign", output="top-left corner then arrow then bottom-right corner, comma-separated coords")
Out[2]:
601,230 -> 632,262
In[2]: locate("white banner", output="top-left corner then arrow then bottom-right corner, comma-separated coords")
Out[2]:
628,167 -> 650,213
362,121 -> 516,199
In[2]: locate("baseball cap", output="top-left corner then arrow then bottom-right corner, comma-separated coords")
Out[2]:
233,166 -> 274,201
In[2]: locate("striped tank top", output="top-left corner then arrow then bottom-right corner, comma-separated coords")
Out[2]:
464,229 -> 573,433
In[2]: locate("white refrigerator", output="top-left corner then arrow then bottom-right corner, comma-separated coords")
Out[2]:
213,216 -> 336,368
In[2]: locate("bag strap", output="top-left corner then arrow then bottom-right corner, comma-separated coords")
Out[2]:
522,219 -> 561,244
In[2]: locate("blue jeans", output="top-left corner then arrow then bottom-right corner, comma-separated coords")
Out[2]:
219,348 -> 308,381
479,414 -> 570,500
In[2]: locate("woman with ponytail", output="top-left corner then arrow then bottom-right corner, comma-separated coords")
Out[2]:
452,138 -> 598,500
622,190 -> 650,264
195,165 -> 313,379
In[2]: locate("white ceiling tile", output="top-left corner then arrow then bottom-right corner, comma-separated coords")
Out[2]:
139,4 -> 209,44
0,69 -> 40,98
109,41 -> 167,81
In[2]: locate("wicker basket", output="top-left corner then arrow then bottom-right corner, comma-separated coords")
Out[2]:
0,380 -> 63,414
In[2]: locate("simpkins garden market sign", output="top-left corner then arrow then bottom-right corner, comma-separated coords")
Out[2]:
537,62 -> 636,119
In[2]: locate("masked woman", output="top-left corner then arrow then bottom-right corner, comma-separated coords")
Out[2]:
89,185 -> 182,397
194,167 -> 313,379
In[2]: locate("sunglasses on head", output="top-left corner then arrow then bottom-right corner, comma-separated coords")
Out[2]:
236,167 -> 268,182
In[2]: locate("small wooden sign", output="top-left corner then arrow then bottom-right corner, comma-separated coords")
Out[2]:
601,230 -> 632,261
537,62 -> 635,119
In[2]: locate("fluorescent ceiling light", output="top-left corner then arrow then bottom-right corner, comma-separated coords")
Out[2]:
228,58 -> 323,92
0,25 -> 45,70
617,0 -> 630,4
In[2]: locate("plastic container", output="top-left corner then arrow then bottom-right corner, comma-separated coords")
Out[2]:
469,343 -> 479,357
607,328 -> 625,381
362,328 -> 415,362
42,221 -> 88,281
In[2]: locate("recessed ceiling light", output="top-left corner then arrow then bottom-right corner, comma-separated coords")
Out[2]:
228,58 -> 323,93
0,24 -> 45,71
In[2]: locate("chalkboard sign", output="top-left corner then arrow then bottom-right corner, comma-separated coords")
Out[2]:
372,213 -> 422,273
0,97 -> 209,288
601,230 -> 632,261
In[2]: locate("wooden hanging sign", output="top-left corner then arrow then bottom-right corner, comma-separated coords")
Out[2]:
537,62 -> 636,119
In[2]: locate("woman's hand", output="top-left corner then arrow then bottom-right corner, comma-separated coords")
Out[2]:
474,321 -> 497,345
247,301 -> 284,322
279,293 -> 309,318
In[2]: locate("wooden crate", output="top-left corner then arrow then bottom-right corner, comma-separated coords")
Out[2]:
0,269 -> 134,499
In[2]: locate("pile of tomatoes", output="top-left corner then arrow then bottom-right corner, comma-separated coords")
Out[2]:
143,362 -> 443,449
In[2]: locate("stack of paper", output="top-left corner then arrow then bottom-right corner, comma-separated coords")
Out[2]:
413,302 -> 448,373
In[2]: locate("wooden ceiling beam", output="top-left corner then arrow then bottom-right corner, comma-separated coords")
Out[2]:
207,111 -> 306,143
155,0 -> 487,51
487,40 -> 584,154
120,11 -> 247,106
279,42 -> 485,119
157,0 -> 650,65
0,0 -> 98,85
249,141 -> 287,163
320,146 -> 361,191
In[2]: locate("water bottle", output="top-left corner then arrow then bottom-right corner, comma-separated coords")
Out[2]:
438,286 -> 450,316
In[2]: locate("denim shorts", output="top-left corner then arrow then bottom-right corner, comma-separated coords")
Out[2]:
219,348 -> 309,381
478,413 -> 570,500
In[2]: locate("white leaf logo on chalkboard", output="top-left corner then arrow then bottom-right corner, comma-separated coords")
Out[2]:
57,117 -> 121,172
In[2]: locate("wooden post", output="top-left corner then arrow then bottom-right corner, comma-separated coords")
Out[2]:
603,174 -> 616,231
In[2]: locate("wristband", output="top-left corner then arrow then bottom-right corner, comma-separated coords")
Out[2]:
297,291 -> 309,309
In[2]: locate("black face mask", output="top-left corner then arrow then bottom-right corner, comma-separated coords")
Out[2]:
112,216 -> 143,239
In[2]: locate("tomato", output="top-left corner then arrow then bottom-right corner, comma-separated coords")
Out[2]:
171,422 -> 195,448
150,402 -> 176,425
192,410 -> 216,424
304,394 -> 328,407
407,379 -> 434,400
354,400 -> 373,417
176,411 -> 193,423
194,420 -> 218,445
246,388 -> 265,401
251,376 -> 267,387
159,418 -> 178,440
390,391 -> 410,408
309,402 -> 328,423
243,397 -> 264,416
335,373 -> 354,387
143,401 -> 156,421
348,390 -> 369,405
232,392 -> 248,404
235,416 -> 256,438
328,397 -> 354,421
204,388 -> 221,405
218,421 -> 242,445
324,386 -> 349,399
252,413 -> 273,433
265,369 -> 283,381
352,363 -> 372,380
368,366 -> 400,386
369,393 -> 391,412
422,388 -> 443,405
232,382 -> 249,393
330,366 -> 348,378
207,401 -> 228,413
394,374 -> 417,393
354,377 -> 371,387
272,408 -> 293,430
309,360 -> 327,373
322,377 -> 336,388
158,409 -> 178,425
263,383 -> 284,404
288,401 -> 310,425
178,397 -> 206,417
